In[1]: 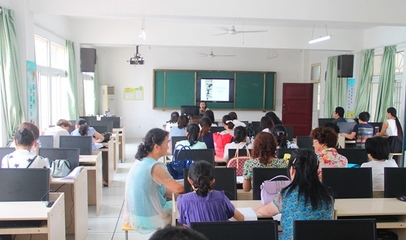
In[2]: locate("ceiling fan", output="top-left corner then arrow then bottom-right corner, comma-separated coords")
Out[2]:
214,25 -> 268,35
198,49 -> 236,58
127,45 -> 144,65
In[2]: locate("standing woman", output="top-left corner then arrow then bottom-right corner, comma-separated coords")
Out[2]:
376,107 -> 404,153
123,128 -> 184,234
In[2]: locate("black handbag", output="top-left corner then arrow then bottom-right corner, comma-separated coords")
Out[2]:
166,145 -> 194,180
388,136 -> 402,153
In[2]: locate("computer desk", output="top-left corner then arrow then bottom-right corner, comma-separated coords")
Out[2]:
80,152 -> 103,215
51,168 -> 88,240
113,127 -> 125,163
100,139 -> 115,186
0,193 -> 65,239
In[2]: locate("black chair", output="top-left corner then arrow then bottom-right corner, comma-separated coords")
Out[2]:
173,149 -> 215,166
337,149 -> 368,165
276,148 -> 296,158
0,147 -> 15,166
59,136 -> 93,155
39,135 -> 54,148
384,167 -> 406,198
252,168 -> 289,200
191,220 -> 278,240
171,136 -> 188,152
228,149 -> 252,159
318,118 -> 335,127
285,126 -> 294,141
322,168 -> 373,198
183,167 -> 237,200
100,116 -> 121,128
296,136 -> 313,149
39,148 -> 80,170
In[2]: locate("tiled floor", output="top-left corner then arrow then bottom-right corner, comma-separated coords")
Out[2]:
84,138 -> 155,240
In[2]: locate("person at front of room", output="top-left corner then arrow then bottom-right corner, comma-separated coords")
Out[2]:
123,128 -> 184,234
340,112 -> 374,149
2,128 -> 49,169
199,101 -> 209,115
71,118 -> 105,151
375,107 -> 404,153
331,107 -> 347,124
256,149 -> 335,240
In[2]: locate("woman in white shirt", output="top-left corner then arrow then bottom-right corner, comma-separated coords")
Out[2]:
220,115 -> 235,136
165,111 -> 179,132
375,107 -> 403,153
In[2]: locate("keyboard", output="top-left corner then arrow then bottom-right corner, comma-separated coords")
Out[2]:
0,220 -> 43,228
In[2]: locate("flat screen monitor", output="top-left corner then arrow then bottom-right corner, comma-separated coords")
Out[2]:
89,120 -> 113,133
39,135 -> 54,148
210,126 -> 224,133
285,126 -> 294,140
196,78 -> 235,103
337,122 -> 357,134
100,116 -> 121,128
337,149 -> 368,165
59,136 -> 93,155
369,122 -> 383,134
294,219 -> 377,240
183,167 -> 237,200
318,118 -> 335,127
173,149 -> 215,166
171,136 -> 188,153
384,167 -> 406,198
191,220 -> 278,240
228,149 -> 252,159
276,148 -> 296,159
78,116 -> 97,124
252,168 -> 289,200
322,168 -> 372,198
0,168 -> 50,201
250,121 -> 261,135
39,148 -> 80,170
296,136 -> 314,150
180,105 -> 200,117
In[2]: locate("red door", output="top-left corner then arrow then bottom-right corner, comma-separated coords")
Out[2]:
282,83 -> 313,137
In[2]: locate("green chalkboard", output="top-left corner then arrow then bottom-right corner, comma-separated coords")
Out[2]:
153,69 -> 275,110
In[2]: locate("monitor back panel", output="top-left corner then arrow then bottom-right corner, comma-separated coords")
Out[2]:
336,149 -> 368,165
285,126 -> 294,140
100,117 -> 121,128
39,135 -> 54,148
171,136 -> 188,153
296,136 -> 314,150
228,149 -> 252,159
252,168 -> 289,200
384,167 -> 406,198
322,168 -> 372,198
0,168 -> 50,201
276,148 -> 296,158
337,122 -> 357,134
39,148 -> 80,170
59,136 -> 93,155
250,121 -> 261,135
210,126 -> 224,133
89,121 -> 113,133
191,220 -> 278,240
173,149 -> 215,166
318,118 -> 335,127
0,147 -> 15,163
78,116 -> 97,124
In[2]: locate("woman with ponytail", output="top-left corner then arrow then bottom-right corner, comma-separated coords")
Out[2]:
177,161 -> 244,227
123,128 -> 184,234
175,123 -> 207,149
376,107 -> 404,152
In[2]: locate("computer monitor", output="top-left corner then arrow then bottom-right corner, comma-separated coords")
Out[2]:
100,116 -> 121,128
276,148 -> 296,158
173,149 -> 215,166
0,147 -> 15,162
39,135 -> 54,148
294,219 -> 377,240
252,168 -> 289,200
322,168 -> 372,198
318,118 -> 334,127
89,120 -> 113,133
78,116 -> 97,124
296,136 -> 314,150
384,167 -> 406,198
171,136 -> 188,153
180,105 -> 199,117
210,126 -> 224,133
250,121 -> 261,135
39,148 -> 80,170
337,149 -> 368,165
59,136 -> 93,155
285,126 -> 294,141
228,149 -> 252,159
337,122 -> 357,134
183,167 -> 237,200
0,168 -> 50,201
191,220 -> 278,240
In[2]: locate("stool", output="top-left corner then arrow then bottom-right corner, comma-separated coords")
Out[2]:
122,224 -> 134,240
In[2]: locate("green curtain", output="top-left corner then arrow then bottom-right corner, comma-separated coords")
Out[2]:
374,45 -> 396,122
93,62 -> 100,115
324,56 -> 348,117
354,49 -> 374,115
66,40 -> 78,120
0,7 -> 25,143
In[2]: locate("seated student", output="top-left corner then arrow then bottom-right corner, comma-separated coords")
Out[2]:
220,115 -> 235,136
331,107 -> 347,124
199,117 -> 214,150
324,122 -> 340,134
256,149 -> 335,240
175,123 -> 207,149
202,110 -> 217,126
71,118 -> 105,151
177,161 -> 244,227
340,112 -> 373,149
260,116 -> 272,133
223,126 -> 252,161
43,119 -> 71,147
2,128 -> 49,168
265,111 -> 283,126
243,132 -> 288,192
9,122 -> 41,154
199,101 -> 209,115
165,111 -> 179,132
169,114 -> 188,141
271,124 -> 298,149
228,111 -> 246,127
310,127 -> 348,180
361,137 -> 398,192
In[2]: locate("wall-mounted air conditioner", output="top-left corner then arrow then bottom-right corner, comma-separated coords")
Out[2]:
100,85 -> 116,115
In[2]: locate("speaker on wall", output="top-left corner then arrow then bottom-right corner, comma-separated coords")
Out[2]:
80,48 -> 96,72
337,55 -> 354,78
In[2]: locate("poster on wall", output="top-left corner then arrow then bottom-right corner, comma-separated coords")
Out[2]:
27,60 -> 38,125
123,86 -> 144,100
346,78 -> 355,118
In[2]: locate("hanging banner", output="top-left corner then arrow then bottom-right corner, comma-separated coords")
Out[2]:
346,78 -> 355,118
27,61 -> 38,124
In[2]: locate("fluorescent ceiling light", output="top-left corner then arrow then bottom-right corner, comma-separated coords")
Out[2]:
139,18 -> 146,40
309,35 -> 331,44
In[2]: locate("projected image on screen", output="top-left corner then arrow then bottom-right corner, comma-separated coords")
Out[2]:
200,79 -> 230,102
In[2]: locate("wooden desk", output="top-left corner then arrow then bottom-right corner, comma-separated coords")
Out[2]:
113,127 -> 125,163
51,168 -> 88,240
101,139 -> 115,186
0,193 -> 65,240
80,152 -> 102,215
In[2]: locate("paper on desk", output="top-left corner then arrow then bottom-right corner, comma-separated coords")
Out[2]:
236,207 -> 257,221
236,176 -> 244,183
63,166 -> 83,179
272,213 -> 282,221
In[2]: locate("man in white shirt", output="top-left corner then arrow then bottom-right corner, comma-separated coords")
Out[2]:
43,119 -> 71,147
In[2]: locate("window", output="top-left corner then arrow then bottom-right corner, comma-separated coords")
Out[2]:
83,73 -> 96,115
34,35 -> 68,131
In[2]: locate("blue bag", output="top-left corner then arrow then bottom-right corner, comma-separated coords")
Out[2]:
166,145 -> 194,180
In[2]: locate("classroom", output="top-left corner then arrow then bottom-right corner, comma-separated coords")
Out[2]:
1,0 -> 406,239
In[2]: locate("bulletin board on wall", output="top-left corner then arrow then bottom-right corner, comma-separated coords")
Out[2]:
153,69 -> 276,110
